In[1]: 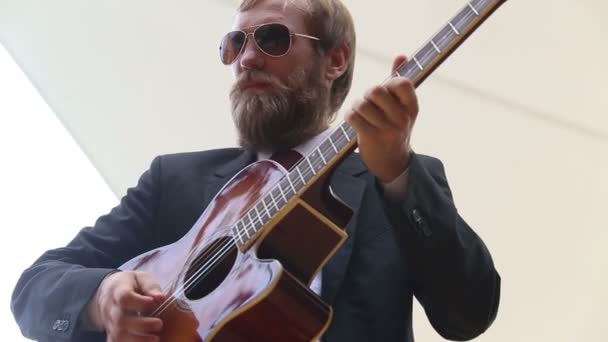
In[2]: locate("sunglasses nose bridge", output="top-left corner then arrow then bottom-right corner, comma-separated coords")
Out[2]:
247,30 -> 274,58
238,31 -> 258,56
237,31 -> 266,68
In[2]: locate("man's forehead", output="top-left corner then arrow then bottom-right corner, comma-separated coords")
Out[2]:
233,0 -> 304,29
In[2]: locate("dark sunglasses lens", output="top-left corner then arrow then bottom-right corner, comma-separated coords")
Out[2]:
255,23 -> 291,56
220,31 -> 245,65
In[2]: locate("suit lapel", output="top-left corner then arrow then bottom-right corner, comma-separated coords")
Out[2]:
202,150 -> 256,205
321,154 -> 368,304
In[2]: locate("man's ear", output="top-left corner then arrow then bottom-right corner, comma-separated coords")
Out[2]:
324,44 -> 350,81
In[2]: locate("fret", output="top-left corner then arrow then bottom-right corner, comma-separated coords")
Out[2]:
294,170 -> 305,187
339,124 -> 350,141
329,135 -> 338,153
275,187 -> 287,205
249,211 -> 259,232
317,147 -> 327,165
466,11 -> 477,25
309,151 -> 323,176
280,179 -> 293,197
278,183 -> 288,203
287,172 -> 297,188
346,124 -> 357,140
472,0 -> 488,10
287,173 -> 297,193
448,21 -> 460,35
331,129 -> 347,149
305,156 -> 317,176
415,43 -> 436,67
244,214 -> 253,238
262,197 -> 271,218
430,40 -> 441,53
320,140 -> 335,161
413,56 -> 424,70
468,2 -> 479,15
241,219 -> 250,238
235,222 -> 245,244
405,63 -> 420,79
296,165 -> 306,184
270,190 -> 280,211
308,150 -> 317,170
254,205 -> 264,226
239,218 -> 247,239
266,197 -> 277,215
393,62 -> 407,77
436,25 -> 455,50
258,202 -> 267,216
453,5 -> 474,32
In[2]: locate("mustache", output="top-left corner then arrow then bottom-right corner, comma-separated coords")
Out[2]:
232,70 -> 290,92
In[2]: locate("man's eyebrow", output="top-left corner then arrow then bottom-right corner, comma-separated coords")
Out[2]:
239,21 -> 283,30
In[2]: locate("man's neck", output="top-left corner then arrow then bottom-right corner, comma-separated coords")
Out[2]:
257,126 -> 334,161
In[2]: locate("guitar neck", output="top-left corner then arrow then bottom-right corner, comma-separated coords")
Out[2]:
324,0 -> 509,169
298,0 -> 509,183
393,0 -> 507,86
233,0 -> 507,249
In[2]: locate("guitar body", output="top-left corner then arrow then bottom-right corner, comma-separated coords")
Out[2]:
119,159 -> 351,341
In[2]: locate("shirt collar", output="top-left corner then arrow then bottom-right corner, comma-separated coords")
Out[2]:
257,126 -> 334,161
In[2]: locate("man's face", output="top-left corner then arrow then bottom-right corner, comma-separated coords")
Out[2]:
228,0 -> 332,151
231,0 -> 319,92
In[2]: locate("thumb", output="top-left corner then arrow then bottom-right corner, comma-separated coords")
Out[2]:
391,54 -> 409,75
134,272 -> 164,299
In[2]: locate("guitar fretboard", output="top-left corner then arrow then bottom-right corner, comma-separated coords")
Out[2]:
231,122 -> 357,247
394,0 -> 499,84
232,0 -> 506,248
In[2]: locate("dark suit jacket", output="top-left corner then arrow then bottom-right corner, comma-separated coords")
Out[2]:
11,149 -> 500,342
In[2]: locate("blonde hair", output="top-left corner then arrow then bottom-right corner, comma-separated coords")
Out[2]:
237,0 -> 356,114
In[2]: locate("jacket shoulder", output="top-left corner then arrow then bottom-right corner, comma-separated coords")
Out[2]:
153,148 -> 245,176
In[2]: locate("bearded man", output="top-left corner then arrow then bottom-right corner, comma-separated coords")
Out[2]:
11,0 -> 500,341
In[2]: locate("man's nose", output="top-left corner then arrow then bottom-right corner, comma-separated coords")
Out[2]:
239,36 -> 264,70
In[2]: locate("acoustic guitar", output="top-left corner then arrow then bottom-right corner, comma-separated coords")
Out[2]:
119,0 -> 507,340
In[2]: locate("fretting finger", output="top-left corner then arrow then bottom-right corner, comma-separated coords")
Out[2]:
352,96 -> 387,130
345,108 -> 376,137
363,84 -> 408,129
391,54 -> 408,75
384,78 -> 418,129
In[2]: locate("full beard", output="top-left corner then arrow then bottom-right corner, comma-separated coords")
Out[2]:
229,62 -> 332,152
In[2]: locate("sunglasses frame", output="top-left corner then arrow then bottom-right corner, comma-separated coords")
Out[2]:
220,22 -> 320,65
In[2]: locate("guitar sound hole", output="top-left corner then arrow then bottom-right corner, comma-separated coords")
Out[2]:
184,236 -> 238,300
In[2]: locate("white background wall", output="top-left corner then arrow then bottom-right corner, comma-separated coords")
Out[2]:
1,0 -> 607,341
0,45 -> 117,341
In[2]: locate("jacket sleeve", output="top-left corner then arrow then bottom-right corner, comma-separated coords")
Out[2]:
381,152 -> 501,341
11,156 -> 163,341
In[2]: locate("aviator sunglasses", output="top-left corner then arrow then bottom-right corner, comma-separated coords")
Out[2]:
219,23 -> 320,65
